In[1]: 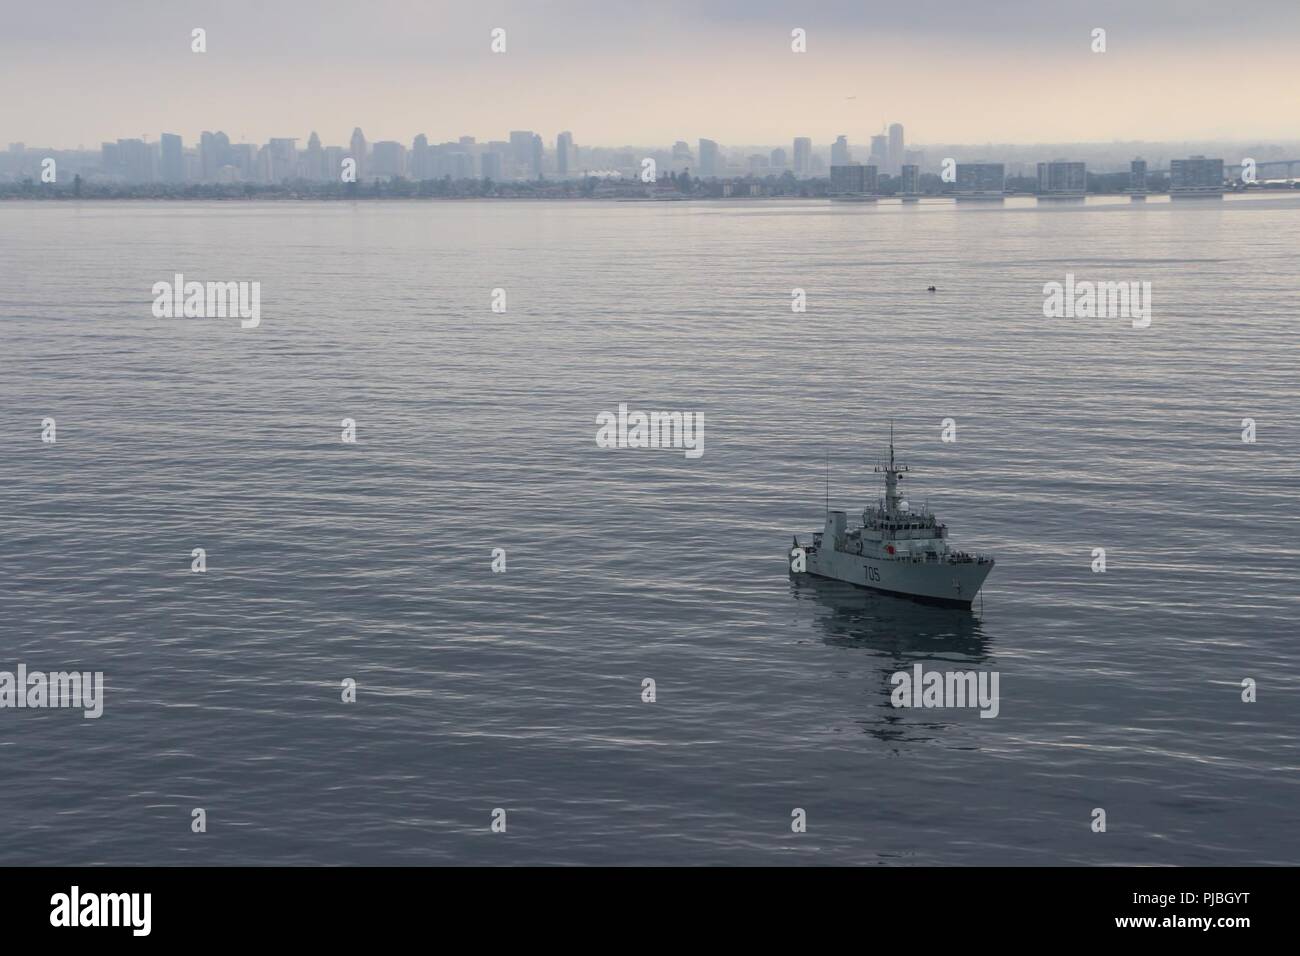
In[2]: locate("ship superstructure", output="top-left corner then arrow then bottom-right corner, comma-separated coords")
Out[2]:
790,431 -> 994,608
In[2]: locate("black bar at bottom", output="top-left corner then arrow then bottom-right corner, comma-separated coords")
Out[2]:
0,866 -> 1276,941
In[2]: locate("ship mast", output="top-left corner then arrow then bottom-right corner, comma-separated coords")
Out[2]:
874,422 -> 910,516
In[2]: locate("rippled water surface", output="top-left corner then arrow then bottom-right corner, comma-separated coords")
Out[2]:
2,196 -> 1298,864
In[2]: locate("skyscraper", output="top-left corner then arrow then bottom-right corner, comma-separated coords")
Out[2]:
1036,160 -> 1086,198
349,127 -> 367,180
899,164 -> 920,196
199,131 -> 231,181
869,134 -> 887,169
481,151 -> 503,180
100,141 -> 120,175
831,135 -> 850,166
829,163 -> 865,194
408,134 -> 429,180
770,148 -> 787,170
1170,156 -> 1224,198
324,146 -> 344,181
793,137 -> 811,177
509,131 -> 536,178
159,133 -> 184,182
1129,158 -> 1148,195
115,138 -> 155,183
532,134 -> 545,178
698,139 -> 720,177
230,143 -> 256,180
887,123 -> 904,175
371,141 -> 406,178
556,131 -> 574,176
305,131 -> 325,181
268,138 -> 298,181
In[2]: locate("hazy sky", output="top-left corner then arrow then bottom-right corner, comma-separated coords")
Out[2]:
4,0 -> 1299,148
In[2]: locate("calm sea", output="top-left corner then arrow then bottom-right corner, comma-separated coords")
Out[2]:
1,195 -> 1297,864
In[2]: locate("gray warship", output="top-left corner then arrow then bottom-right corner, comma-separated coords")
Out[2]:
790,432 -> 994,608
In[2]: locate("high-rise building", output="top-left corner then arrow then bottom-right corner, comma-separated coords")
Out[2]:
509,131 -> 536,178
869,134 -> 887,169
506,130 -> 544,178
887,123 -> 904,175
831,135 -> 850,166
829,163 -> 877,194
770,148 -> 787,170
1036,160 -> 1086,198
793,137 -> 811,177
199,131 -> 231,181
410,134 -> 430,179
100,141 -> 120,174
1170,156 -> 1224,198
324,146 -> 344,181
955,162 -> 1005,199
698,139 -> 720,177
159,133 -> 184,182
115,138 -> 154,183
667,140 -> 691,175
1129,158 -> 1148,194
304,132 -> 326,181
268,138 -> 298,181
253,145 -> 273,183
829,164 -> 865,194
371,141 -> 406,178
349,127 -> 367,180
557,131 -> 574,176
481,150 -> 503,180
531,134 -> 544,178
899,163 -> 920,195
230,143 -> 256,180
486,141 -> 510,179
453,152 -> 477,179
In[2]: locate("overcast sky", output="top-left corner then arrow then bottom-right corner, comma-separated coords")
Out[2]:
4,0 -> 1299,148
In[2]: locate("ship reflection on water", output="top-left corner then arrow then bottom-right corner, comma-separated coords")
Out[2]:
789,573 -> 995,744
791,573 -> 991,659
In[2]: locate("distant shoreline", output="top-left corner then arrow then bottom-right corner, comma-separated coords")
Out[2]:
5,191 -> 1300,204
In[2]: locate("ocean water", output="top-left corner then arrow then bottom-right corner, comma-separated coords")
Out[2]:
1,195 -> 1297,865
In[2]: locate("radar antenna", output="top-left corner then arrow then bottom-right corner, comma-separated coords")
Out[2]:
873,421 -> 911,516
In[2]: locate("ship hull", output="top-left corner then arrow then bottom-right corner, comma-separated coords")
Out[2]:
794,546 -> 992,609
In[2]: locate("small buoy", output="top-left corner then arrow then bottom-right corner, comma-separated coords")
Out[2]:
926,285 -> 937,292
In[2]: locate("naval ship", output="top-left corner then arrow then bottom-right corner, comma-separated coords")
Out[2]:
790,434 -> 994,608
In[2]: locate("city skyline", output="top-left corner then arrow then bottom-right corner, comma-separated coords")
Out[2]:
12,122 -> 1296,190
19,125 -> 1300,155
3,0 -> 1300,148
